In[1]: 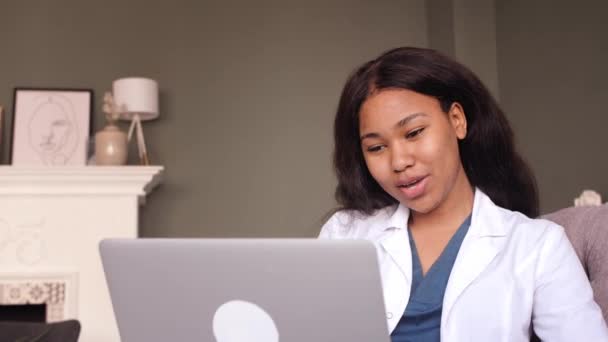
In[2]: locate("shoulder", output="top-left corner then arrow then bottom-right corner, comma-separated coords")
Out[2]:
496,202 -> 565,240
492,203 -> 571,263
475,190 -> 566,248
318,205 -> 398,240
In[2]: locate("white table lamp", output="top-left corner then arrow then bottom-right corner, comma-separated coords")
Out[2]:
112,77 -> 159,165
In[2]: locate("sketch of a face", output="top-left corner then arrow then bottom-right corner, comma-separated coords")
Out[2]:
35,103 -> 71,151
28,96 -> 77,165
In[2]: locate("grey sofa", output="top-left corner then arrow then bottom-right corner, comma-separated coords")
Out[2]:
544,204 -> 608,321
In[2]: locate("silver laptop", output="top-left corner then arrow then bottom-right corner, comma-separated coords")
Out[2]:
100,239 -> 390,342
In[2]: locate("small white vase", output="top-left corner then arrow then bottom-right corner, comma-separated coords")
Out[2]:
95,124 -> 128,165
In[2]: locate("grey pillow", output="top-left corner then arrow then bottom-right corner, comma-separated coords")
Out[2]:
543,204 -> 608,321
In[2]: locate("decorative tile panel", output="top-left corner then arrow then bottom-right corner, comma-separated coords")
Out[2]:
0,274 -> 75,322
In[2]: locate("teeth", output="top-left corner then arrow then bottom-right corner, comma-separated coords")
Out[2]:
402,179 -> 420,188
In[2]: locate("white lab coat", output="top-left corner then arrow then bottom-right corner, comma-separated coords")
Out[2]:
319,189 -> 608,341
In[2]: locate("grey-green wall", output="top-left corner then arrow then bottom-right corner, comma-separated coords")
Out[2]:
496,0 -> 608,213
429,0 -> 608,214
3,1 -> 604,236
0,1 -> 428,237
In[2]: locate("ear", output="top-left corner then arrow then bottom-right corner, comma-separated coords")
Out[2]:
448,102 -> 467,140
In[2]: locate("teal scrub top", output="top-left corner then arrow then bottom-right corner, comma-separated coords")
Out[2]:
391,215 -> 472,342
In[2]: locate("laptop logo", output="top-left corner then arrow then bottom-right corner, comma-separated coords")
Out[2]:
213,300 -> 279,342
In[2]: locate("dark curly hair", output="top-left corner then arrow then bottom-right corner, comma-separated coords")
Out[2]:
333,47 -> 539,218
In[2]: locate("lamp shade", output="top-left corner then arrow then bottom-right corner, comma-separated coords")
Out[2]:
112,77 -> 159,121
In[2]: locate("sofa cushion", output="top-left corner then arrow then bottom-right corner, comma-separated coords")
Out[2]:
543,204 -> 608,321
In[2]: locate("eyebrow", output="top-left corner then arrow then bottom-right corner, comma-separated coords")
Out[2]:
395,112 -> 427,127
360,112 -> 428,141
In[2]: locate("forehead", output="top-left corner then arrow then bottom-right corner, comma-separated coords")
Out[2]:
35,102 -> 66,118
362,89 -> 440,114
359,89 -> 442,127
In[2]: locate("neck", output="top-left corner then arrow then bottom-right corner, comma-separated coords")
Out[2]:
409,167 -> 474,233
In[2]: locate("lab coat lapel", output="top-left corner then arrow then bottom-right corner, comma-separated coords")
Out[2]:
379,228 -> 412,286
378,203 -> 412,284
377,204 -> 413,332
442,190 -> 508,325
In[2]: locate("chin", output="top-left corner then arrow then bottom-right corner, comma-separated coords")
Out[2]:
402,196 -> 439,215
408,205 -> 434,215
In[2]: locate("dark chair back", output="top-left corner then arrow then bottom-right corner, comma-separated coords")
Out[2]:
0,319 -> 80,342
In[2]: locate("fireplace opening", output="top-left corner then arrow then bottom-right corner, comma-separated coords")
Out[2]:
0,304 -> 46,322
0,275 -> 75,323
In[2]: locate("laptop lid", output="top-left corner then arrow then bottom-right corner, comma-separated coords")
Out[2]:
100,238 -> 390,342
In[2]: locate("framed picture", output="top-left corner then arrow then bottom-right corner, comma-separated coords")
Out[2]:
10,88 -> 93,166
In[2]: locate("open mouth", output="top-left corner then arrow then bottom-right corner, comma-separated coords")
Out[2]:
398,177 -> 425,188
396,176 -> 428,199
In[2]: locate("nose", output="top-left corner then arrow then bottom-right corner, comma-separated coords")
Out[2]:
391,142 -> 414,173
42,133 -> 54,144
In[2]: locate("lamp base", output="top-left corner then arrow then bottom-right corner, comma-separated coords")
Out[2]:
140,152 -> 150,166
127,114 -> 152,166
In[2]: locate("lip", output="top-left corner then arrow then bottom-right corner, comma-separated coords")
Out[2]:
396,175 -> 428,200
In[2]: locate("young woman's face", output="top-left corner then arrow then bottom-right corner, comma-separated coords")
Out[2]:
359,88 -> 469,214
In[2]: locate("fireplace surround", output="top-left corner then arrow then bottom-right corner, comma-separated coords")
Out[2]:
0,166 -> 163,341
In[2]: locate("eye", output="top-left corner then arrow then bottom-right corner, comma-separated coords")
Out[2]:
366,145 -> 385,153
52,120 -> 68,127
406,127 -> 425,139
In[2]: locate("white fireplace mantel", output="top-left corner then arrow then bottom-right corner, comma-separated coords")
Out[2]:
0,166 -> 163,203
0,166 -> 163,342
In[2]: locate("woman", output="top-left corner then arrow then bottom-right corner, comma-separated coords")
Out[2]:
319,47 -> 608,341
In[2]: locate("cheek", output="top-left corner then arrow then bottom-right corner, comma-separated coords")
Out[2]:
363,155 -> 389,183
417,136 -> 444,163
419,134 -> 461,171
